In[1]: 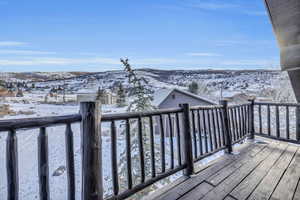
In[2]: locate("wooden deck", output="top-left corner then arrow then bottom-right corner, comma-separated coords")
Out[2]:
147,137 -> 300,200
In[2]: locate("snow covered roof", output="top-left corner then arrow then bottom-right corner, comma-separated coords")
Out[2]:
152,88 -> 216,107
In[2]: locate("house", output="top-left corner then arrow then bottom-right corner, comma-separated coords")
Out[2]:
77,90 -> 117,105
223,92 -> 254,104
152,88 -> 216,136
96,89 -> 117,105
153,88 -> 216,109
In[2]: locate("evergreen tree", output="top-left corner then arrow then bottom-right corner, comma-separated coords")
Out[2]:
121,58 -> 154,112
116,82 -> 126,107
188,81 -> 199,94
118,59 -> 168,197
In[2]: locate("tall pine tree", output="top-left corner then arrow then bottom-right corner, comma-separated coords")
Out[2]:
118,59 -> 165,197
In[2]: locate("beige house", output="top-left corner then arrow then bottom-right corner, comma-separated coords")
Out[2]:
98,90 -> 117,105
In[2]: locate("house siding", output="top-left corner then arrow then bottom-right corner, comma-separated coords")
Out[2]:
155,90 -> 214,136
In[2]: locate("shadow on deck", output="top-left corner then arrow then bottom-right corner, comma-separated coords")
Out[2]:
146,137 -> 300,200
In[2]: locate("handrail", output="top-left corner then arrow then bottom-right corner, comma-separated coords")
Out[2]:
0,114 -> 82,131
101,107 -> 183,121
254,101 -> 300,107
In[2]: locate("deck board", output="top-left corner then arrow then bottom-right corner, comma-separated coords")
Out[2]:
206,143 -> 267,185
147,138 -> 300,200
230,143 -> 287,200
270,147 -> 300,200
247,144 -> 298,200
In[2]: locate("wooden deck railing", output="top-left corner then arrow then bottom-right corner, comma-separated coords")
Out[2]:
0,99 -> 257,200
254,102 -> 300,144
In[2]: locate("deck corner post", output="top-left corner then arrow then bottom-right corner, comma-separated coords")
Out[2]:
248,98 -> 255,140
179,103 -> 194,176
220,100 -> 233,153
79,95 -> 103,200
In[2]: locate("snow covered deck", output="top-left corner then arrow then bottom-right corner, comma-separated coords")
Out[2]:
146,137 -> 300,200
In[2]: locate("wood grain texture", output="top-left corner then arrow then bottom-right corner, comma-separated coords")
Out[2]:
248,144 -> 298,200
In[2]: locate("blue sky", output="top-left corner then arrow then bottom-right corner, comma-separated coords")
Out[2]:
0,0 -> 280,72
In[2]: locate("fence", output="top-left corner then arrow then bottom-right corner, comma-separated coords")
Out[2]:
0,99 -> 254,200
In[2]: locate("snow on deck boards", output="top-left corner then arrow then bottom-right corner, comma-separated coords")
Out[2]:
146,137 -> 300,200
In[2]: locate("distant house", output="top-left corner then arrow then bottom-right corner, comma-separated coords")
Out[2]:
223,93 -> 253,104
152,88 -> 216,136
153,88 -> 216,109
97,90 -> 117,105
77,90 -> 117,105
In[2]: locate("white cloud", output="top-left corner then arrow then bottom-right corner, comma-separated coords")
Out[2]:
185,52 -> 221,57
0,50 -> 56,55
190,2 -> 239,10
243,10 -> 267,16
0,57 -> 120,66
187,1 -> 266,16
0,41 -> 27,47
0,56 -> 279,71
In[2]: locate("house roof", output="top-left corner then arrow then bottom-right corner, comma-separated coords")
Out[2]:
152,88 -> 216,107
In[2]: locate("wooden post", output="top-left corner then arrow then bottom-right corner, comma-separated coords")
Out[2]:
180,103 -> 194,176
79,95 -> 102,200
296,106 -> 300,141
248,98 -> 255,140
220,100 -> 232,153
7,129 -> 19,200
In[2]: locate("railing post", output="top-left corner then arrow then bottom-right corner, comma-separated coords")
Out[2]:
248,98 -> 255,140
296,106 -> 300,141
179,103 -> 194,176
220,100 -> 232,153
79,95 -> 103,200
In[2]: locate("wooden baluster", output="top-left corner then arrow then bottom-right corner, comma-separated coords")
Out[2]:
211,109 -> 218,149
180,104 -> 194,176
159,115 -> 166,173
219,108 -> 226,147
229,108 -> 236,142
65,123 -> 75,200
149,116 -> 156,178
111,120 -> 119,195
175,113 -> 182,166
168,114 -> 175,169
197,110 -> 203,155
138,117 -> 145,183
38,127 -> 50,200
238,106 -> 242,137
125,119 -> 133,188
234,107 -> 239,139
286,106 -> 290,140
191,111 -> 198,158
7,129 -> 19,200
258,105 -> 262,134
202,110 -> 209,153
216,108 -> 222,148
207,109 -> 213,151
276,105 -> 280,138
241,106 -> 246,136
267,105 -> 271,136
